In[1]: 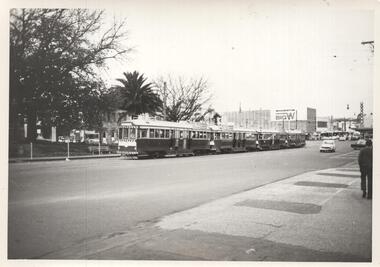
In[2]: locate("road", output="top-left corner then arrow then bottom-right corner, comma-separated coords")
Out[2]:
8,141 -> 364,260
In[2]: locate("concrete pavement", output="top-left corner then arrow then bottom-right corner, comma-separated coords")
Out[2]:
42,159 -> 372,261
8,153 -> 121,163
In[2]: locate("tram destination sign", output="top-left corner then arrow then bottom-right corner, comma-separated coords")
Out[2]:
275,109 -> 297,121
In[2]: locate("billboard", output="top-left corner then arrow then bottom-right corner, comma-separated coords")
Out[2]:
274,109 -> 297,121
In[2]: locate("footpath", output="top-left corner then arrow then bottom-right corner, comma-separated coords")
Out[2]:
43,161 -> 373,261
8,153 -> 121,163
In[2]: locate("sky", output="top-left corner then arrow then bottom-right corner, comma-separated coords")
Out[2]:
99,1 -> 375,119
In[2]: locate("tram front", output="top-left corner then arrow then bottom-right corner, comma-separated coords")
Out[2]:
118,122 -> 138,156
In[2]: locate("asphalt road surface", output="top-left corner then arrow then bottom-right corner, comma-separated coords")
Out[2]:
8,141 -> 361,259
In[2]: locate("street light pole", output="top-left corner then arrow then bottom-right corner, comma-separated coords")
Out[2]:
98,132 -> 101,155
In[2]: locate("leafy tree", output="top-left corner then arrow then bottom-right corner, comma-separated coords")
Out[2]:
154,75 -> 212,122
10,9 -> 129,141
212,112 -> 221,125
114,71 -> 163,122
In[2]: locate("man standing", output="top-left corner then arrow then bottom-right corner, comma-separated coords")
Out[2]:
358,140 -> 373,199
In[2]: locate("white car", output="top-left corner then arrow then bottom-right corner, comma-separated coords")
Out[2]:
338,136 -> 347,141
320,140 -> 336,152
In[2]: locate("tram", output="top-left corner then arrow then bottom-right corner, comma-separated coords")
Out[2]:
117,118 -> 306,158
287,132 -> 306,147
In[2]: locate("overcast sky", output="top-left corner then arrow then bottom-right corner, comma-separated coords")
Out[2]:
100,1 -> 374,118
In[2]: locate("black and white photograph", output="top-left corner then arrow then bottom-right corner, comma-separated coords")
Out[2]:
2,0 -> 379,265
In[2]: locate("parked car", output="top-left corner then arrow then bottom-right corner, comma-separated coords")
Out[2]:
85,137 -> 100,145
351,139 -> 367,150
320,140 -> 336,152
338,135 -> 347,141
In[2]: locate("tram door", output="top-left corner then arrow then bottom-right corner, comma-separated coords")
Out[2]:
174,130 -> 180,150
187,131 -> 191,149
233,133 -> 237,148
181,130 -> 187,150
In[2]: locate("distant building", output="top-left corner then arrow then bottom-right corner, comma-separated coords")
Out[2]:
222,107 -> 317,133
270,107 -> 317,133
330,118 -> 360,131
316,116 -> 333,132
101,109 -> 127,144
221,109 -> 271,130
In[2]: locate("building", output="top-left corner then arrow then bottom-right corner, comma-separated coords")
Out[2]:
221,107 -> 317,133
221,109 -> 271,130
316,116 -> 333,132
101,109 -> 128,144
270,107 -> 317,133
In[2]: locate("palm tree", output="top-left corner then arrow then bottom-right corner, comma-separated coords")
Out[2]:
115,71 -> 163,121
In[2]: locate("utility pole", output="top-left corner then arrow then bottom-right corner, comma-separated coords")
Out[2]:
163,82 -> 167,120
359,102 -> 364,127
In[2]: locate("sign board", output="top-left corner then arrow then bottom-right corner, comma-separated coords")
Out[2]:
274,109 -> 297,121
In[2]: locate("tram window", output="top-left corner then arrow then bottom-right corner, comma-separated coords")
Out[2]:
215,133 -> 220,140
191,131 -> 195,138
207,132 -> 211,139
170,130 -> 174,138
158,129 -> 163,138
149,129 -> 154,138
140,129 -> 148,138
154,129 -> 160,138
118,128 -> 123,139
165,130 -> 170,138
123,128 -> 129,139
179,131 -> 183,139
130,128 -> 136,138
